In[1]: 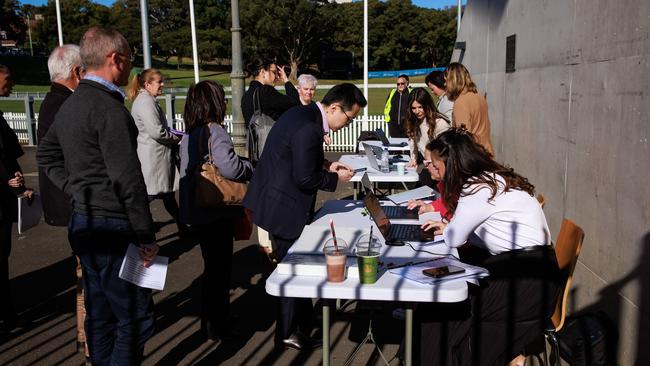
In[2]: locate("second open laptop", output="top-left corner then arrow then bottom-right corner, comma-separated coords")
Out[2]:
375,128 -> 407,147
363,193 -> 436,243
360,172 -> 418,220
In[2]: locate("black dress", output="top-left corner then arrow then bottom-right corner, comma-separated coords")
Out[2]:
0,109 -> 24,327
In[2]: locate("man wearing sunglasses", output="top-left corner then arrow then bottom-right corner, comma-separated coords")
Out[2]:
383,74 -> 411,137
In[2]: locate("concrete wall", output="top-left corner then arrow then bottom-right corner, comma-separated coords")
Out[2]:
453,0 -> 650,364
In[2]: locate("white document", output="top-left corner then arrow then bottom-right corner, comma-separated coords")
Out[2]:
119,244 -> 169,291
389,257 -> 489,286
18,193 -> 42,234
288,225 -> 375,255
386,186 -> 437,204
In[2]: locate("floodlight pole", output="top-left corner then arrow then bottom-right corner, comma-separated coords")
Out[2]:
140,0 -> 151,69
363,0 -> 368,130
55,0 -> 63,46
189,0 -> 200,83
457,0 -> 462,34
230,0 -> 247,156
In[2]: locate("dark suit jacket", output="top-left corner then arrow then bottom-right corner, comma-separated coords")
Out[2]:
243,103 -> 337,239
37,83 -> 73,226
0,111 -> 24,222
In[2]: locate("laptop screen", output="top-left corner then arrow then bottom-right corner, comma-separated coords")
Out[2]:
375,128 -> 391,145
362,143 -> 381,171
360,172 -> 373,194
363,193 -> 391,238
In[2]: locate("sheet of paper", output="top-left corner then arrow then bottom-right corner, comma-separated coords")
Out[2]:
118,244 -> 169,291
18,193 -> 42,234
388,257 -> 489,285
386,186 -> 437,204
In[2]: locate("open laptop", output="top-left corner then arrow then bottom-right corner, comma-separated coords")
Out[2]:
362,143 -> 398,172
375,128 -> 408,147
360,172 -> 418,220
364,193 -> 437,244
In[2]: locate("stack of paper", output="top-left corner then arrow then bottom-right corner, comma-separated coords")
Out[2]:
389,257 -> 489,285
386,186 -> 438,204
119,244 -> 169,291
278,253 -> 359,278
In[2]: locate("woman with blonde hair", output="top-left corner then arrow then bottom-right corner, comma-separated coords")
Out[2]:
127,69 -> 185,235
445,62 -> 494,155
404,87 -> 450,168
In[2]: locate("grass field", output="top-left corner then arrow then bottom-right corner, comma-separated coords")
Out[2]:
1,68 -> 428,116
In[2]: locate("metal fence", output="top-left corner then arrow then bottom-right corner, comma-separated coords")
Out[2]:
4,111 -> 389,152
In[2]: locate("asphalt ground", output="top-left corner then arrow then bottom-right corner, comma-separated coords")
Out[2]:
0,147 -> 408,366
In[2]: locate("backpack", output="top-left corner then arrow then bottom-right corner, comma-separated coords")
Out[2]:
247,88 -> 276,163
557,311 -> 617,366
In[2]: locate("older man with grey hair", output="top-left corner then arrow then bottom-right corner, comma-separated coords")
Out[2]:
37,27 -> 156,365
36,43 -> 89,356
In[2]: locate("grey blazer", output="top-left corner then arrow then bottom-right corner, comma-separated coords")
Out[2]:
179,122 -> 254,225
131,90 -> 180,195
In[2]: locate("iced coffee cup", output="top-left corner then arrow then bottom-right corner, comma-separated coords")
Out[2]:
354,234 -> 381,284
323,238 -> 348,283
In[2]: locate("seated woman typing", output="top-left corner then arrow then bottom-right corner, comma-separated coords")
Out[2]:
415,127 -> 560,366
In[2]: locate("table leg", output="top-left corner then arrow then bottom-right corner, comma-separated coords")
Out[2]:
323,302 -> 330,366
405,305 -> 413,366
353,182 -> 358,200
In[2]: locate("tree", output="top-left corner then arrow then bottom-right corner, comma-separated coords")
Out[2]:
240,0 -> 334,79
1,0 -> 27,45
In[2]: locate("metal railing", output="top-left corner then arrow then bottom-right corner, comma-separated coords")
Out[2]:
4,110 -> 389,152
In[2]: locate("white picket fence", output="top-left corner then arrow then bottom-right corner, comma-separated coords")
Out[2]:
5,111 -> 388,152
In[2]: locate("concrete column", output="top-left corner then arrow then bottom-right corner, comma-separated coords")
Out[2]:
140,0 -> 152,69
164,94 -> 176,128
23,96 -> 35,145
230,0 -> 247,156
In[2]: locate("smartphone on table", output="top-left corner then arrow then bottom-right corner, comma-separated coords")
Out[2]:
422,265 -> 466,278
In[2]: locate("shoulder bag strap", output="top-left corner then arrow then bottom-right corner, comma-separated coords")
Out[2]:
253,87 -> 262,114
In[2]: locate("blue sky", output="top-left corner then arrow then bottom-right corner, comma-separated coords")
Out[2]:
19,0 -> 464,9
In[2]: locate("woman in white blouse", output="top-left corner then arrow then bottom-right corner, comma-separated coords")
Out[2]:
415,127 -> 561,366
403,88 -> 450,168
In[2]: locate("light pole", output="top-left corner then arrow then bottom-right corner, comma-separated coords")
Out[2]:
140,0 -> 151,69
230,0 -> 246,156
188,0 -> 200,83
26,14 -> 34,56
55,0 -> 63,46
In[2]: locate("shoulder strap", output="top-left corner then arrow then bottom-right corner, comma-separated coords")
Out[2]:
198,124 -> 214,164
253,87 -> 262,114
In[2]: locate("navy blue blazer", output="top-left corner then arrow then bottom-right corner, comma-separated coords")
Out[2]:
243,103 -> 338,239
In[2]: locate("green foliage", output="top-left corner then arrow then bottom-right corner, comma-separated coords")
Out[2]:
15,0 -> 456,72
0,0 -> 26,44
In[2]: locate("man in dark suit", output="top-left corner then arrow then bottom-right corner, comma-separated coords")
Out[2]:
243,83 -> 367,350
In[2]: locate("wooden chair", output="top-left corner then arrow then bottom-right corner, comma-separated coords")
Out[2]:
508,218 -> 584,366
544,218 -> 585,366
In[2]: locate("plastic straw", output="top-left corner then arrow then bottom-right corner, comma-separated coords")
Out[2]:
329,219 -> 339,254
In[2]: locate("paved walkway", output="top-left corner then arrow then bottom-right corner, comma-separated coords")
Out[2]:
1,148 -> 406,365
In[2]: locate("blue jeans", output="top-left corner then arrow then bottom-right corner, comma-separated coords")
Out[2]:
68,213 -> 155,366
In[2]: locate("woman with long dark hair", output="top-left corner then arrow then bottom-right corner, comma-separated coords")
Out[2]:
179,81 -> 254,341
416,127 -> 560,365
403,87 -> 450,168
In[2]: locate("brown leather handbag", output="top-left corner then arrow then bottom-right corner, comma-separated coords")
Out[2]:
194,125 -> 246,208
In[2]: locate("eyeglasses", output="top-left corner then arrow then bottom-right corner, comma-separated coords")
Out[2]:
115,51 -> 135,62
396,82 -> 406,86
339,105 -> 354,125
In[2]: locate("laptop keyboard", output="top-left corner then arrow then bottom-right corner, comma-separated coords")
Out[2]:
389,224 -> 425,241
383,206 -> 417,219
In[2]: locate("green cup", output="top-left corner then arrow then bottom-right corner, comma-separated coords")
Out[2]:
355,234 -> 381,284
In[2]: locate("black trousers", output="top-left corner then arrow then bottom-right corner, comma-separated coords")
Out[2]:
388,123 -> 406,138
0,220 -> 15,324
271,234 -> 314,343
193,220 -> 234,330
417,246 -> 561,366
148,193 -> 181,227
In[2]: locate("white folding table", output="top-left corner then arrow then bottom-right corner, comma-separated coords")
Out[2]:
357,138 -> 410,153
265,200 -> 468,366
339,154 -> 420,199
